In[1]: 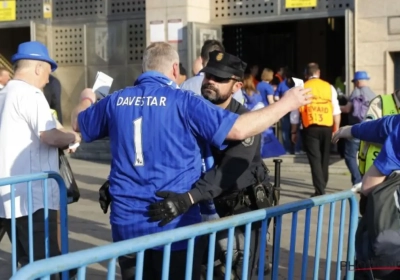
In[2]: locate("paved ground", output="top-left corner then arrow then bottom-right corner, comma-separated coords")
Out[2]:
0,158 -> 358,280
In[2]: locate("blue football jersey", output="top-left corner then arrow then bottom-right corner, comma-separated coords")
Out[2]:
78,71 -> 238,249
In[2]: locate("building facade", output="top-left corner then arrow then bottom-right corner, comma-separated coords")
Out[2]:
0,0 -> 399,125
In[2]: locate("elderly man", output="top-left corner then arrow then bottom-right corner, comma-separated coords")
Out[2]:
71,42 -> 311,280
0,41 -> 80,278
150,50 -> 273,279
340,71 -> 376,191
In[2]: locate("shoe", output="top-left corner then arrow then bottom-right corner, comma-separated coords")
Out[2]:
351,183 -> 362,193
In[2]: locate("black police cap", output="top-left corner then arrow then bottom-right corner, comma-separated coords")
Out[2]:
201,51 -> 247,80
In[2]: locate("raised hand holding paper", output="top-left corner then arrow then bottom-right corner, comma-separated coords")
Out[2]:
93,71 -> 114,99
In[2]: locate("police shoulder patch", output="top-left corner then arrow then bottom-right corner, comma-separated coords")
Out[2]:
242,136 -> 254,147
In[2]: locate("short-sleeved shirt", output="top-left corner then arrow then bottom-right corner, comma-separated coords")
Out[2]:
275,79 -> 290,99
348,86 -> 376,125
256,81 -> 274,105
0,80 -> 59,219
77,71 -> 238,247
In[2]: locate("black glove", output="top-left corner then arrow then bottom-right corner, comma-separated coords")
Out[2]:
99,180 -> 111,214
148,191 -> 193,226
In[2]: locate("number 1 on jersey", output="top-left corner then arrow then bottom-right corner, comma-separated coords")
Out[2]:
133,117 -> 144,166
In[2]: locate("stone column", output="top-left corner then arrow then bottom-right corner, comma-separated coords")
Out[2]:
145,0 -> 211,74
355,0 -> 400,95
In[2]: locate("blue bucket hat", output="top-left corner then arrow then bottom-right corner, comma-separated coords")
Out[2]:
11,41 -> 58,72
352,71 -> 370,82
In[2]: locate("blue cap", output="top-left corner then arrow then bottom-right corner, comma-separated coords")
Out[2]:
11,41 -> 57,72
352,71 -> 370,82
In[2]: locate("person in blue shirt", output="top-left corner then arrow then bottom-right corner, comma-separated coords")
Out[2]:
256,68 -> 275,106
151,51 -> 275,279
242,73 -> 285,159
274,72 -> 303,154
71,42 -> 312,280
332,115 -> 400,195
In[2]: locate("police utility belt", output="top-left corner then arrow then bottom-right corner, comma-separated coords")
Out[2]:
214,181 -> 273,215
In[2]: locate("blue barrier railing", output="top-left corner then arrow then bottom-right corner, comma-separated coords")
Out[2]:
11,190 -> 358,280
0,172 -> 69,279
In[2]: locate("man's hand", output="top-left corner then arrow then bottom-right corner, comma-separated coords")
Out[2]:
332,125 -> 353,143
280,87 -> 313,111
148,191 -> 193,226
99,180 -> 111,214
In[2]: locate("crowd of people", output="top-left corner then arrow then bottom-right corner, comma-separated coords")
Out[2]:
0,36 -> 399,280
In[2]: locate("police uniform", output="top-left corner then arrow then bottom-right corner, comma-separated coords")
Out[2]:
207,100 -> 272,280
202,53 -> 273,280
357,91 -> 400,215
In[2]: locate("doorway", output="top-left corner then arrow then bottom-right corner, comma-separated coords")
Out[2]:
0,27 -> 31,72
394,52 -> 400,90
222,17 -> 346,84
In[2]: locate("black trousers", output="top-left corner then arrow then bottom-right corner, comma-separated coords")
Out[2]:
118,236 -> 206,280
3,209 -> 75,280
302,125 -> 333,195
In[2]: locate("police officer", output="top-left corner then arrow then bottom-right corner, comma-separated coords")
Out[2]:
149,51 -> 273,280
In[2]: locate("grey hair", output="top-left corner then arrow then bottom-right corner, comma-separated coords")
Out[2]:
142,42 -> 179,75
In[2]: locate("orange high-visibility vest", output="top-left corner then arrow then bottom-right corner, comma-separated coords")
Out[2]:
300,78 -> 333,128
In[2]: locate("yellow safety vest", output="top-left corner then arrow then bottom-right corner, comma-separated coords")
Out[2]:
300,78 -> 334,128
358,94 -> 399,175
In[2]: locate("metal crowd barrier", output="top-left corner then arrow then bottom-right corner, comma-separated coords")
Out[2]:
11,190 -> 358,280
0,172 -> 69,279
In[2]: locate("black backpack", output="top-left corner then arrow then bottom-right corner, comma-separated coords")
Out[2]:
356,171 -> 400,279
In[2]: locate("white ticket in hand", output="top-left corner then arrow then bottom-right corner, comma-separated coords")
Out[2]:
69,143 -> 80,150
93,71 -> 114,99
292,77 -> 304,88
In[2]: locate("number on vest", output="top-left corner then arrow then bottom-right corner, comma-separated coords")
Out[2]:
133,117 -> 144,166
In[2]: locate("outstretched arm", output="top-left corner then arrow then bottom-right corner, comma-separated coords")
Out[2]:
332,115 -> 400,144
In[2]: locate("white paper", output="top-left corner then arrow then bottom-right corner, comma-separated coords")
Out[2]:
150,21 -> 165,43
292,77 -> 304,88
168,19 -> 183,42
69,142 -> 80,150
93,71 -> 114,99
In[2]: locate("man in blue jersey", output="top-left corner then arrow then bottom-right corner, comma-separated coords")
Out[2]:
150,50 -> 273,279
71,42 -> 312,280
332,114 -> 400,195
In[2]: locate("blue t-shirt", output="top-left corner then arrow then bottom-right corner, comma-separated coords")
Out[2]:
77,71 -> 238,247
243,91 -> 264,111
275,79 -> 290,99
256,81 -> 274,105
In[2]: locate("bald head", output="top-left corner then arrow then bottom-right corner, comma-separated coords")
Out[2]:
13,59 -> 52,89
142,42 -> 180,81
305,62 -> 320,79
